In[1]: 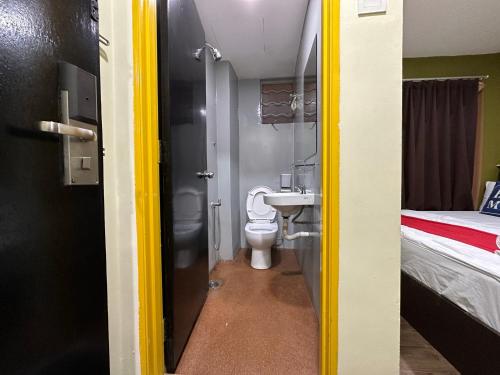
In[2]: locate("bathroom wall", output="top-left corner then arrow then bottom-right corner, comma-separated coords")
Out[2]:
215,61 -> 241,260
292,0 -> 322,315
338,0 -> 402,373
206,51 -> 218,271
99,0 -> 140,373
238,79 -> 295,249
229,67 -> 241,256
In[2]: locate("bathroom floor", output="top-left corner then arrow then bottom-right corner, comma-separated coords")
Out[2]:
175,248 -> 319,375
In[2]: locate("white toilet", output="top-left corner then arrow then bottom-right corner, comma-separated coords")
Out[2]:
244,186 -> 278,269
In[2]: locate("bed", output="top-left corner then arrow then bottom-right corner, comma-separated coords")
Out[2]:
401,210 -> 500,374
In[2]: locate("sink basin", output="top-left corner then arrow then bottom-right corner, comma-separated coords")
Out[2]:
263,192 -> 319,217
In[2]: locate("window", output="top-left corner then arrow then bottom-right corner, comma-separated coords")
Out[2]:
260,80 -> 294,124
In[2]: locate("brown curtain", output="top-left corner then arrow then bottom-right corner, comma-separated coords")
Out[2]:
472,83 -> 485,209
403,79 -> 479,210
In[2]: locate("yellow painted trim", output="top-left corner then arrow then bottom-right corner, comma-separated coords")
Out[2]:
132,1 -> 164,374
321,0 -> 340,374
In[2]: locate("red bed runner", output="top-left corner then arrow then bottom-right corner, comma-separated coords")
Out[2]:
401,215 -> 500,253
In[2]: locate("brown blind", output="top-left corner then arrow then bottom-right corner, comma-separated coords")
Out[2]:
304,80 -> 317,123
260,81 -> 294,124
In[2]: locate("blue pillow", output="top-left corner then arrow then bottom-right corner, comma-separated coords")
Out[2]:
480,182 -> 500,217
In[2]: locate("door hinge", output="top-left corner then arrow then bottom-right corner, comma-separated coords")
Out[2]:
163,317 -> 167,342
158,140 -> 167,164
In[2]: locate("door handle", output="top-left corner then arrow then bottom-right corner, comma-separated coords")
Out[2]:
210,198 -> 221,207
196,171 -> 215,179
37,121 -> 97,141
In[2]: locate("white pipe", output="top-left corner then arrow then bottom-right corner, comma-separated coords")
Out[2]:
282,217 -> 319,240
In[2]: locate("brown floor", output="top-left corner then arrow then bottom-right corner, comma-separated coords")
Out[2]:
400,318 -> 459,374
176,249 -> 319,375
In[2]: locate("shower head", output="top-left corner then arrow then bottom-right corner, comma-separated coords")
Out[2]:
194,42 -> 223,62
208,43 -> 223,61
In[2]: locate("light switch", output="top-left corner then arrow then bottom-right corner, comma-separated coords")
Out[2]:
358,0 -> 387,15
81,157 -> 92,170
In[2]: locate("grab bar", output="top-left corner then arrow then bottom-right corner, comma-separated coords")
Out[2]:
37,121 -> 97,141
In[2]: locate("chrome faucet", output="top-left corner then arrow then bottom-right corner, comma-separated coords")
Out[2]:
295,184 -> 306,194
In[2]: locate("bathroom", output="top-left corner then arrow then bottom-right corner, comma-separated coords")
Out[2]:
1,0 -> 406,373
161,0 -> 322,372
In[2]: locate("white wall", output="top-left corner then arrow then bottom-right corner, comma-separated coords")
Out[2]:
215,61 -> 241,260
292,0 -> 322,316
238,79 -> 294,248
338,0 -> 402,373
229,68 -> 241,254
206,52 -> 219,271
99,1 -> 140,374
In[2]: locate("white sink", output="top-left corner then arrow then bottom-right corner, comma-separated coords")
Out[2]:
263,192 -> 319,217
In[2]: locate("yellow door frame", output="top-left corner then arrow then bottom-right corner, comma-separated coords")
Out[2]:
132,0 -> 164,374
132,0 -> 340,374
320,1 -> 340,374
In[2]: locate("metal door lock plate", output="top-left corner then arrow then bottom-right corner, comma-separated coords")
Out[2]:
57,63 -> 100,186
64,120 -> 99,185
58,88 -> 99,186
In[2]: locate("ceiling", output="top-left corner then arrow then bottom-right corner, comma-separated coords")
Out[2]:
194,0 -> 309,79
404,0 -> 500,58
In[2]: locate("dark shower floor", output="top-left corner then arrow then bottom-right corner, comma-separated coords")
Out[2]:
175,249 -> 319,374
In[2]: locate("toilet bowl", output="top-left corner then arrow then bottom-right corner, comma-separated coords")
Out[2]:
173,187 -> 204,268
244,186 -> 278,269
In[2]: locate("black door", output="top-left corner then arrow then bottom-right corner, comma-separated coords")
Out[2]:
157,0 -> 208,371
0,1 -> 109,374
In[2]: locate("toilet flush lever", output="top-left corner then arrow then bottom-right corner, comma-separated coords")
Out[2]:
196,171 -> 214,179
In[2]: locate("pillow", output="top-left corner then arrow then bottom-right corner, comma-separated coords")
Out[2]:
480,182 -> 500,217
479,181 -> 497,211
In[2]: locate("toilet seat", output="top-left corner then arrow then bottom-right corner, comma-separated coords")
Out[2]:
245,221 -> 278,233
246,185 -> 276,222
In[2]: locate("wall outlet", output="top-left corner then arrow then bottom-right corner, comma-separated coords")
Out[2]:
358,0 -> 387,15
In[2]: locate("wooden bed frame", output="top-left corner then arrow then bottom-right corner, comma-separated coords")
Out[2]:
401,272 -> 500,374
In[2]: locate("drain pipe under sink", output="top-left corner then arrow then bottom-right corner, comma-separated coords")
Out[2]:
282,217 -> 319,240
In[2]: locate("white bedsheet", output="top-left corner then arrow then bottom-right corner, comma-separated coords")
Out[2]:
401,210 -> 500,333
